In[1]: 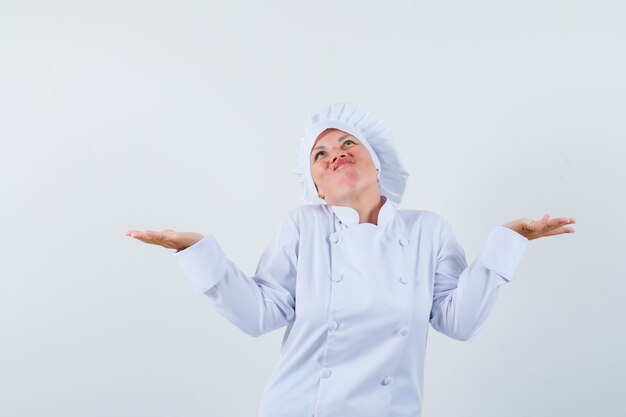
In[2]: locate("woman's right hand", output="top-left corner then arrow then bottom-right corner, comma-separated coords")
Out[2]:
125,229 -> 204,252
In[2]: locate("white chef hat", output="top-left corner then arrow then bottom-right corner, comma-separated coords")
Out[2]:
294,102 -> 410,206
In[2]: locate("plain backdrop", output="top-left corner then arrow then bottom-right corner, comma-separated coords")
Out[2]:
1,0 -> 625,416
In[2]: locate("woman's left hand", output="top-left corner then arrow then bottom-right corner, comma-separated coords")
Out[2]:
503,215 -> 576,240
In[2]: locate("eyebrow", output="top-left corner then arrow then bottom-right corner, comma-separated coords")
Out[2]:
311,134 -> 352,154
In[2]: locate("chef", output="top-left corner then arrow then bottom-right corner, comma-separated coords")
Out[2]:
126,102 -> 576,417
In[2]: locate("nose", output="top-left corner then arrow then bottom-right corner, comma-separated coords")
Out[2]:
332,153 -> 348,164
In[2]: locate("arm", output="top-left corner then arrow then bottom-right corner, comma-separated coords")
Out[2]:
173,213 -> 299,337
429,220 -> 529,341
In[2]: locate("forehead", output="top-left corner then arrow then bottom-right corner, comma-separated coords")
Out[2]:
312,128 -> 351,148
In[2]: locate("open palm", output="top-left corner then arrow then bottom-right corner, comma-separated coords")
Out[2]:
503,215 -> 576,240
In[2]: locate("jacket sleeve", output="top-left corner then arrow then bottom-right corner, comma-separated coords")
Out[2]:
429,219 -> 529,341
173,213 -> 299,337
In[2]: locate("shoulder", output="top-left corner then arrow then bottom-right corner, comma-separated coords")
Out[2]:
396,208 -> 448,230
286,204 -> 329,220
395,209 -> 455,254
281,204 -> 331,230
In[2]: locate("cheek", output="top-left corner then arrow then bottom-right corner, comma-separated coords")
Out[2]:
311,164 -> 323,183
355,150 -> 375,169
311,164 -> 332,188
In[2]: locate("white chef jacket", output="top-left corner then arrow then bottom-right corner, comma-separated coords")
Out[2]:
173,195 -> 528,417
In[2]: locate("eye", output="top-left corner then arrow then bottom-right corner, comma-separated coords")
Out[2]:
314,150 -> 326,161
343,139 -> 356,146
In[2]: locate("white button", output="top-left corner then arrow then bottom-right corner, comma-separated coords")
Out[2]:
382,377 -> 393,385
332,273 -> 344,282
321,368 -> 331,378
330,233 -> 340,243
399,328 -> 408,336
328,321 -> 338,331
399,238 -> 409,246
399,276 -> 408,284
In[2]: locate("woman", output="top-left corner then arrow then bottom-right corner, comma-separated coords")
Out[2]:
126,103 -> 576,417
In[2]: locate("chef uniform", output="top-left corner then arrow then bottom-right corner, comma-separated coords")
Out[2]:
174,103 -> 529,417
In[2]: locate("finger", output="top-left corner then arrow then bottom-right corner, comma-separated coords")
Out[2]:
132,232 -> 155,242
540,225 -> 576,237
137,232 -> 168,246
131,230 -> 157,241
143,230 -> 159,241
127,230 -> 148,239
543,216 -> 572,231
553,216 -> 576,223
547,217 -> 573,229
528,215 -> 549,232
551,217 -> 573,223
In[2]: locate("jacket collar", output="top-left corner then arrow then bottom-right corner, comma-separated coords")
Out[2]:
330,195 -> 396,228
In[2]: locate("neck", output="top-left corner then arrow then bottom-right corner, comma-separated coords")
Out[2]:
329,186 -> 384,225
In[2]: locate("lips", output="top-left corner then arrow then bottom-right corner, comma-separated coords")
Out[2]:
334,159 -> 353,171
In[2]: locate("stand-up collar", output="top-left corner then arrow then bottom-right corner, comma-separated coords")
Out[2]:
330,195 -> 397,228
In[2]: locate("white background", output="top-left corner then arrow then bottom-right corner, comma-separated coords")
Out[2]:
1,0 -> 625,416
